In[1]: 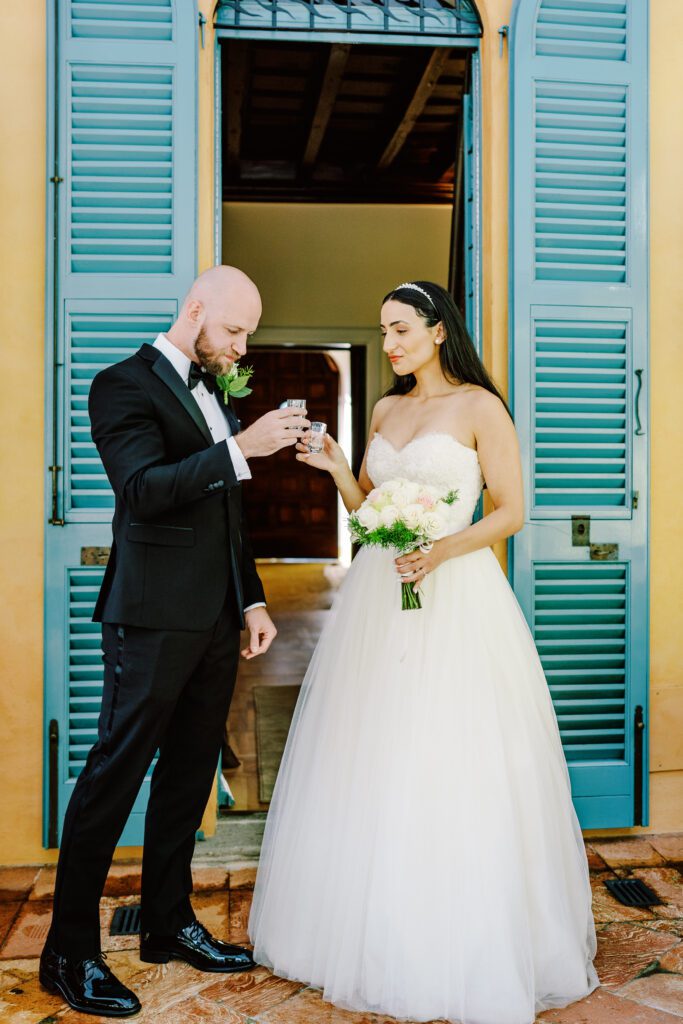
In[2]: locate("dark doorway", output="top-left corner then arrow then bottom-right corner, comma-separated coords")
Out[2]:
235,348 -> 342,558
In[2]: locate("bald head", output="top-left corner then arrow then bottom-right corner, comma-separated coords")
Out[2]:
167,264 -> 262,374
185,265 -> 261,316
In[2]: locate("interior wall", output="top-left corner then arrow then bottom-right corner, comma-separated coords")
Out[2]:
221,202 -> 452,335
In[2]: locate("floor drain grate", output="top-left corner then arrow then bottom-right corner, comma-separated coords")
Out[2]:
604,878 -> 663,907
110,904 -> 142,936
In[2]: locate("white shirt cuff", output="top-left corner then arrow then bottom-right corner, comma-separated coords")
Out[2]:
226,436 -> 251,481
244,602 -> 267,612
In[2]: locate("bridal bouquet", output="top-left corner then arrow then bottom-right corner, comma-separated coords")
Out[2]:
348,478 -> 459,610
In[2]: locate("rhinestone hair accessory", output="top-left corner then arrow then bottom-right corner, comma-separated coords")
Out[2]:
393,282 -> 436,307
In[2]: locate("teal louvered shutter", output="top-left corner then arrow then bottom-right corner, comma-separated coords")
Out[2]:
509,0 -> 649,828
44,0 -> 198,847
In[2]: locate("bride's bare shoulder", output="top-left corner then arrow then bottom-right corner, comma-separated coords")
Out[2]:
370,394 -> 401,429
460,385 -> 507,415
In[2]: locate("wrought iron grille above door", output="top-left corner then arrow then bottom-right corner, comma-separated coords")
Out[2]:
215,0 -> 483,38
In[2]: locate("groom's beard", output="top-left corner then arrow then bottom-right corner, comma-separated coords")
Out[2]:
194,327 -> 235,377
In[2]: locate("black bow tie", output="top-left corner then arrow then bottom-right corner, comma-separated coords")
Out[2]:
187,362 -> 216,394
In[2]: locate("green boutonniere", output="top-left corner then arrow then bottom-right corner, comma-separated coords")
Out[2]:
215,364 -> 255,405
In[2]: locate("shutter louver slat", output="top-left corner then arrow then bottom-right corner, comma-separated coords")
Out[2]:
70,66 -> 174,274
66,312 -> 174,514
534,563 -> 627,763
70,0 -> 173,42
68,570 -> 105,776
68,570 -> 158,776
535,0 -> 627,61
533,317 -> 628,510
535,82 -> 627,283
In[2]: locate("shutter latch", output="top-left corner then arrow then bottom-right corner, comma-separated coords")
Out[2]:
572,515 -> 619,560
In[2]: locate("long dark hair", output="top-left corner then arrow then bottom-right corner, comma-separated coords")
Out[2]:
382,281 -> 512,418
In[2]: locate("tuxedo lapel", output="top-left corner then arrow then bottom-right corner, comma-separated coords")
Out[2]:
140,344 -> 214,448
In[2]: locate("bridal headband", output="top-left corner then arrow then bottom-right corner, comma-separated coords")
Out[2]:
393,282 -> 436,307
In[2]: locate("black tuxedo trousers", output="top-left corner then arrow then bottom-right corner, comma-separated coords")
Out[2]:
48,589 -> 241,959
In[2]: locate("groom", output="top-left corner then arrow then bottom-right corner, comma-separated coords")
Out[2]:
40,266 -> 309,1017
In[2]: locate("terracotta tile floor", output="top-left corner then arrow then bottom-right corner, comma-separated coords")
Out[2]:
1,837 -> 683,1022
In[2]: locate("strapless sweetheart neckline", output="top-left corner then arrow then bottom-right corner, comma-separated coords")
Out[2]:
372,430 -> 479,460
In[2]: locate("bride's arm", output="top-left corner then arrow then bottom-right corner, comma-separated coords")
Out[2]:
396,392 -> 524,581
295,397 -> 393,513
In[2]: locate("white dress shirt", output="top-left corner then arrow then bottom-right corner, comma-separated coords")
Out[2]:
152,334 -> 265,613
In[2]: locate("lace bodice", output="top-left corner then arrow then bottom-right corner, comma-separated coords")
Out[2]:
366,432 -> 484,533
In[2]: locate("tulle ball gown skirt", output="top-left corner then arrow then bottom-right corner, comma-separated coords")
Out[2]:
248,544 -> 600,1024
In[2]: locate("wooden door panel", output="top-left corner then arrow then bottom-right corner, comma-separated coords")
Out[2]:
235,349 -> 340,558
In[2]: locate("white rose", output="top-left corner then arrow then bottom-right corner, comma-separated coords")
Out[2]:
379,504 -> 400,528
356,505 -> 382,532
401,503 -> 426,530
356,505 -> 380,531
421,510 -> 447,539
391,486 -> 410,509
372,492 -> 392,511
403,481 -> 422,506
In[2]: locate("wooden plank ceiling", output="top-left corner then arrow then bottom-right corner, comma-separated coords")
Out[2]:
222,41 -> 470,202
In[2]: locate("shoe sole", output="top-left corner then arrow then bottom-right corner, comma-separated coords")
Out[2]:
139,949 -> 256,973
39,970 -> 141,1018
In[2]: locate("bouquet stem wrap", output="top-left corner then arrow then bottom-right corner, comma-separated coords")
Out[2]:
401,576 -> 422,611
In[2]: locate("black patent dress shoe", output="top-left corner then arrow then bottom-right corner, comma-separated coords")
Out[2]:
140,919 -> 256,973
39,946 -> 141,1017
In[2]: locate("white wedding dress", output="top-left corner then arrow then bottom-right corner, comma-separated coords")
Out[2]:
249,432 -> 599,1024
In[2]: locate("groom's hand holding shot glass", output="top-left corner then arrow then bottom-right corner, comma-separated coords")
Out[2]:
235,405 -> 310,458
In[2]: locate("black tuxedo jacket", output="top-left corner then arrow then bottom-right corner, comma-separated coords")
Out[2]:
88,343 -> 265,631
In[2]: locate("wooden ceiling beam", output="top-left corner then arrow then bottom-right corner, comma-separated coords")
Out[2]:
377,48 -> 451,171
226,41 -> 249,175
302,44 -> 351,170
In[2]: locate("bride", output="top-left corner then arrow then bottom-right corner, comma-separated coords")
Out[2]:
248,281 -> 599,1024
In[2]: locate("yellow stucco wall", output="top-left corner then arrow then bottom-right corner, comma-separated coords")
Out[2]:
0,1 -> 50,866
0,0 -> 680,866
646,0 -> 683,830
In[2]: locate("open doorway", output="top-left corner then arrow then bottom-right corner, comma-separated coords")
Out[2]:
216,31 -> 481,813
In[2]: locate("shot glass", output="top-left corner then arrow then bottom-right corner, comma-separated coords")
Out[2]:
281,398 -> 307,432
307,421 -> 327,453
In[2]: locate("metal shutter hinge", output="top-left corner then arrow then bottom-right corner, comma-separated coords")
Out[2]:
48,719 -> 59,847
498,25 -> 508,57
48,465 -> 64,526
198,11 -> 206,48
